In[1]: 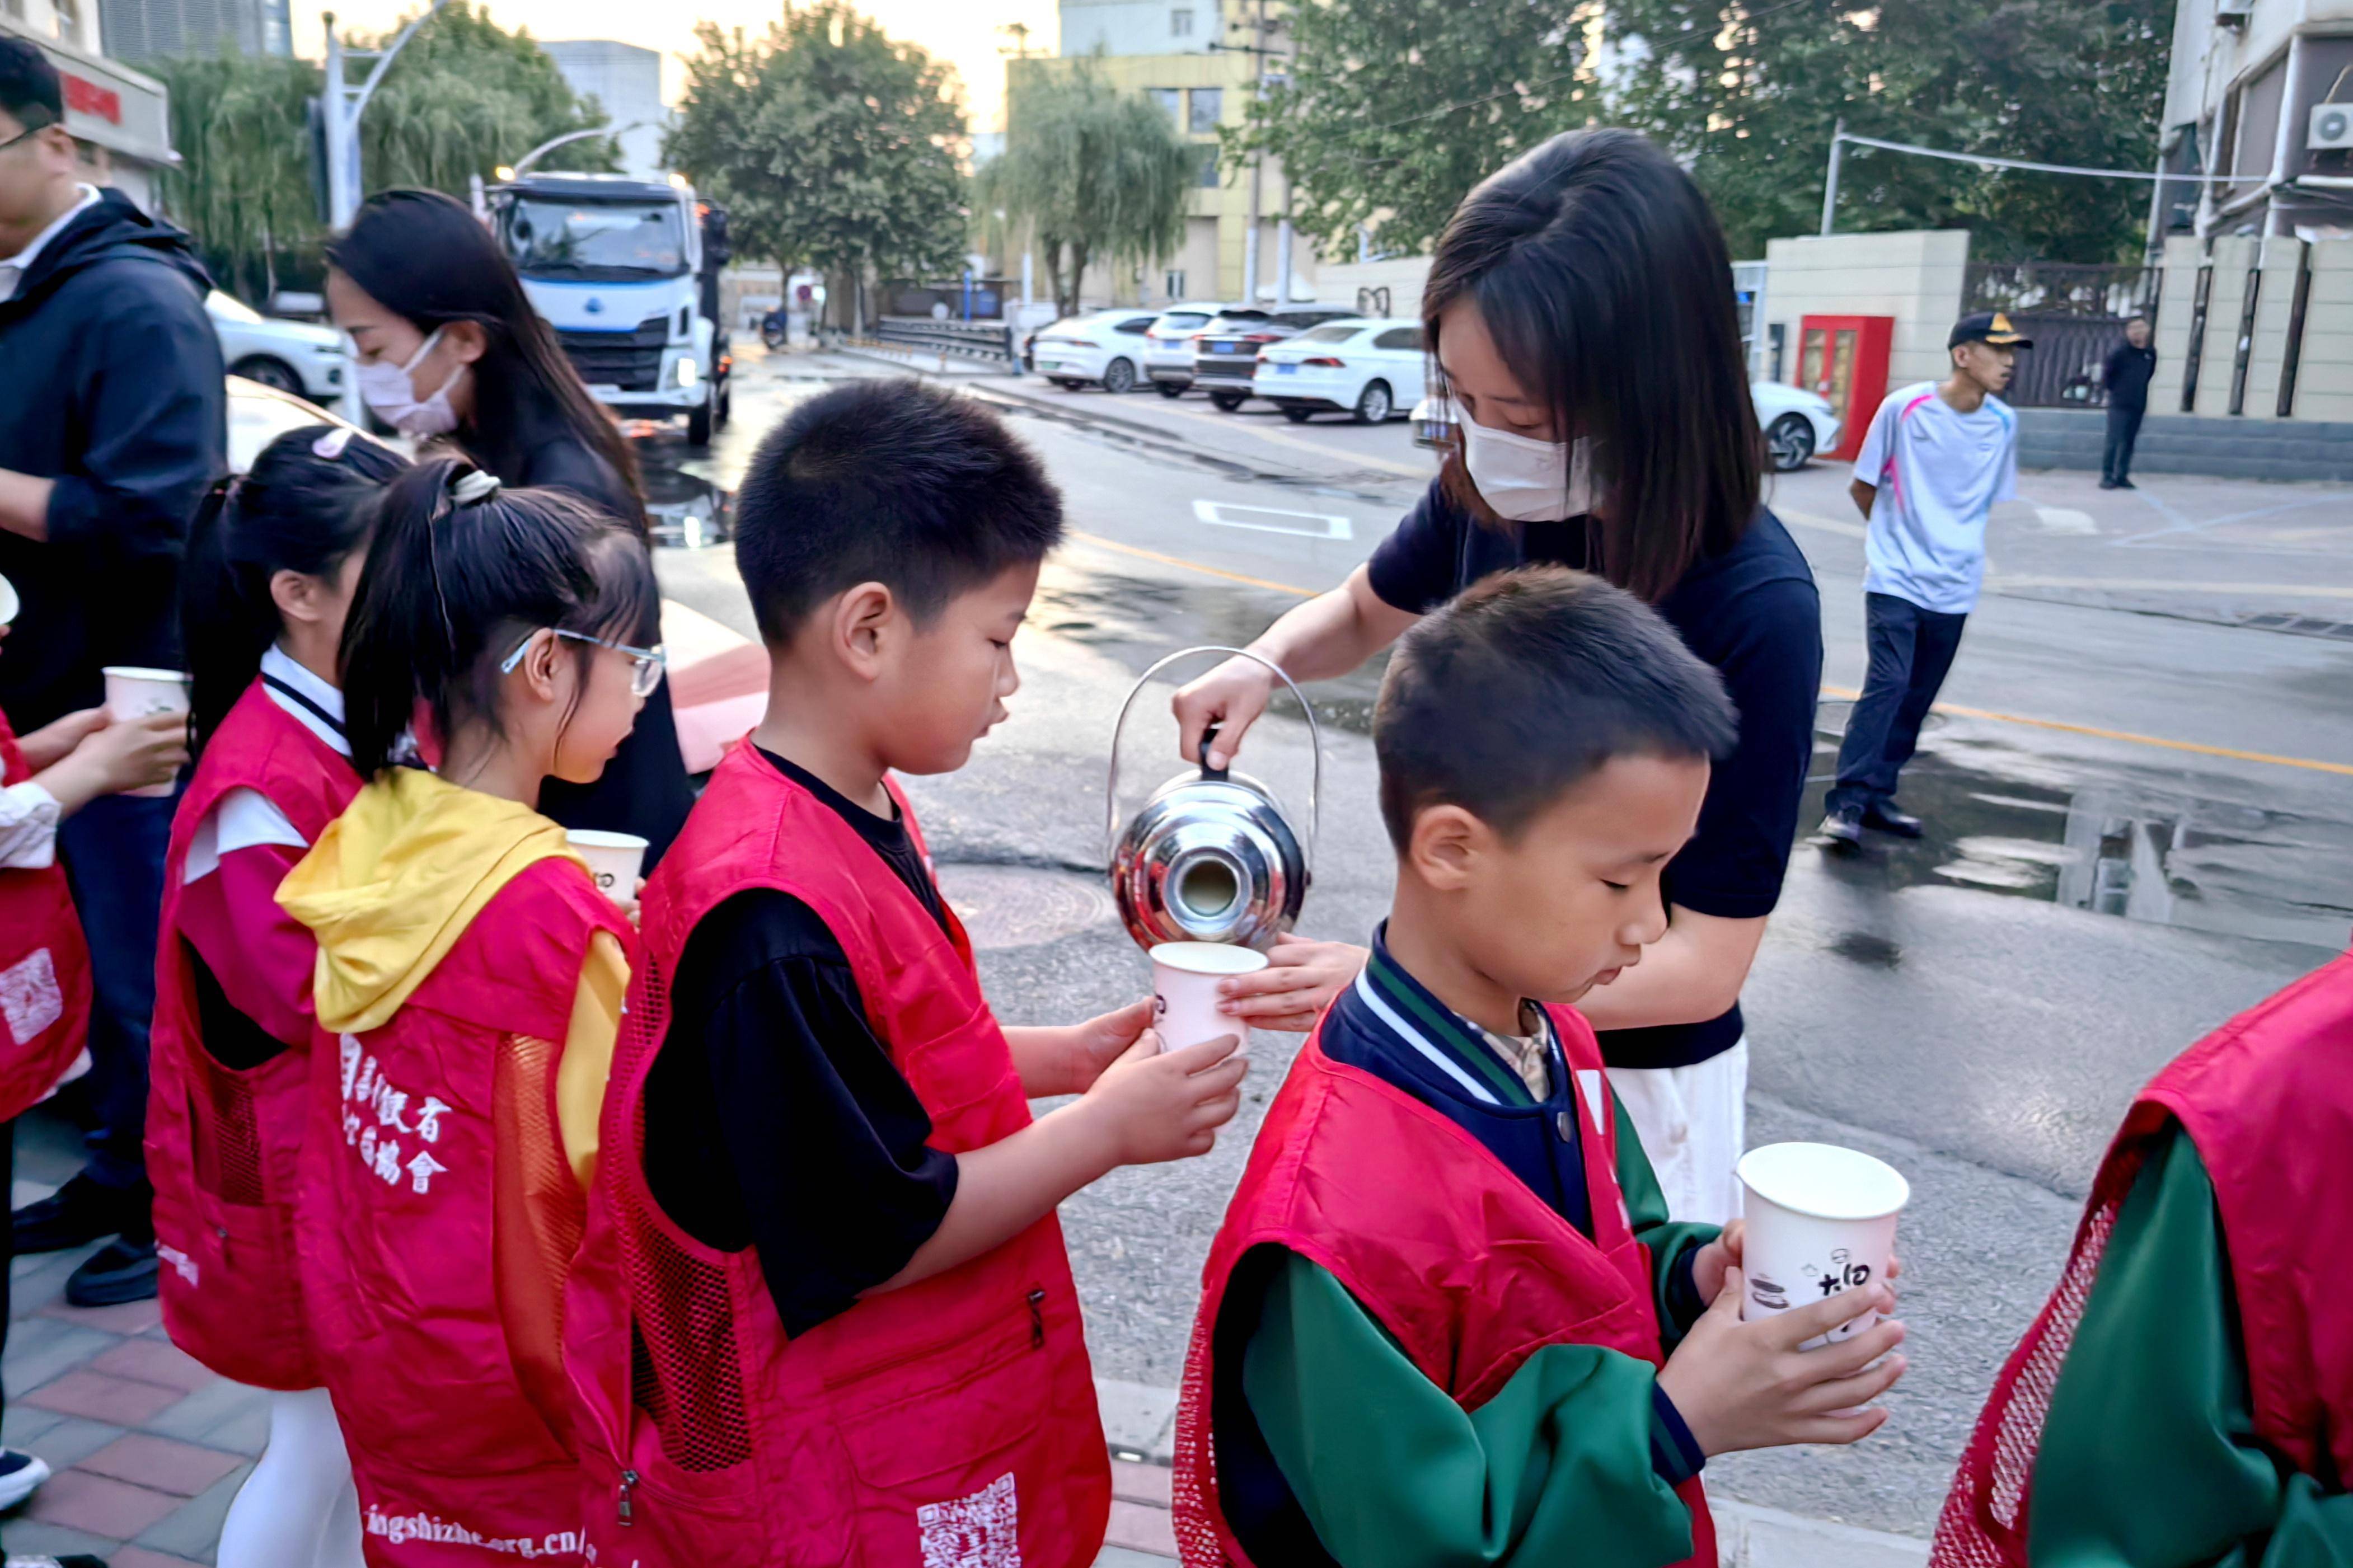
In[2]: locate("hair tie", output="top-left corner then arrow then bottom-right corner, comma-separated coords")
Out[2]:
313,426 -> 357,459
451,470 -> 503,505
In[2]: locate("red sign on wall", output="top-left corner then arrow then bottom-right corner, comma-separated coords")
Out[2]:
63,74 -> 122,125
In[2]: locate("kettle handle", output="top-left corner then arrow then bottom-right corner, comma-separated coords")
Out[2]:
1104,645 -> 1322,873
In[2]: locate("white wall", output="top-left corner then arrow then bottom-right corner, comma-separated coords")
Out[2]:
1761,229 -> 1970,389
542,40 -> 671,180
1059,0 -> 1218,56
1317,254 -> 1430,317
2157,232 -> 2353,421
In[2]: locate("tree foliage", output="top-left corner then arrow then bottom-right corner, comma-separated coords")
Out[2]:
357,3 -> 617,197
152,51 -> 320,301
668,3 -> 968,324
977,60 -> 1196,318
1604,0 -> 2172,261
1231,0 -> 1593,260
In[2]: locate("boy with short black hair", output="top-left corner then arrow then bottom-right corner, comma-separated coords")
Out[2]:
1174,567 -> 1907,1568
565,378 -> 1247,1568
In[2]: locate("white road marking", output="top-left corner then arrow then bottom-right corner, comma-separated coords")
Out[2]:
2033,506 -> 2100,535
1190,500 -> 1355,539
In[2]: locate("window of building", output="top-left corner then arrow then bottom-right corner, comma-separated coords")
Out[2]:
1147,88 -> 1181,125
1170,8 -> 1193,36
1198,148 -> 1221,187
1,0 -> 25,21
1165,271 -> 1189,299
51,0 -> 80,43
1189,87 -> 1223,135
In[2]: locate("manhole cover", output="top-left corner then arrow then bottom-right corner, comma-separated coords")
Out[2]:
938,864 -> 1118,950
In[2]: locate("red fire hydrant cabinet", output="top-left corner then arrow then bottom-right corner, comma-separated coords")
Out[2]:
1795,314 -> 1893,464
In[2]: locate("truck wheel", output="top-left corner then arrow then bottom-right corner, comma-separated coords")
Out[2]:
687,400 -> 713,447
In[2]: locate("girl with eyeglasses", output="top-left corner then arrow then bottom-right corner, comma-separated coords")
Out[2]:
275,457 -> 653,1565
150,424 -> 406,1568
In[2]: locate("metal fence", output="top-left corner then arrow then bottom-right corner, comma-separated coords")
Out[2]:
1963,262 -> 2162,408
874,316 -> 1018,366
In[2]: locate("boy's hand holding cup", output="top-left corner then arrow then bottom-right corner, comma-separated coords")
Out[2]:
1079,1027 -> 1247,1166
100,666 -> 191,797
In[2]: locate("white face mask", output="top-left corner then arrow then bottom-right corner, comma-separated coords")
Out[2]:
1458,411 -> 1597,522
355,326 -> 464,438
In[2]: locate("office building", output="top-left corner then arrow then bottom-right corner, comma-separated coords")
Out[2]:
95,0 -> 287,63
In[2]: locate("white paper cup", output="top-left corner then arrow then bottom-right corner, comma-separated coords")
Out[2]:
567,830 -> 649,907
1737,1142 -> 1909,1348
1149,941 -> 1266,1054
101,666 -> 190,797
0,573 -> 18,626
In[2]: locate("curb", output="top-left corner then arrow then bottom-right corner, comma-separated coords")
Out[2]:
1093,1379 -> 1932,1568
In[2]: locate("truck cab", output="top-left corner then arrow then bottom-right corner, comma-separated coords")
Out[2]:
490,173 -> 731,445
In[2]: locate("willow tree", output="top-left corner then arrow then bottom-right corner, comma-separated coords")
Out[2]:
359,3 -> 616,196
152,51 -> 320,301
978,60 -> 1194,318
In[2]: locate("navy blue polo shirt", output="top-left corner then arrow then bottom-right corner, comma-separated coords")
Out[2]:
1365,479 -> 1824,1068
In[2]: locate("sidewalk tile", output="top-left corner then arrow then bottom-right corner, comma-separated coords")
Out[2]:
0,1519 -> 118,1558
144,1379 -> 270,1456
79,1433 -> 243,1497
134,1463 -> 250,1559
1104,1499 -> 1178,1557
21,1415 -> 129,1468
111,1547 -> 209,1568
1110,1459 -> 1172,1508
23,1466 -> 181,1538
1,1404 -> 65,1447
3,1316 -> 119,1391
41,1297 -> 164,1335
11,1251 -> 86,1315
90,1339 -> 214,1395
22,1370 -> 184,1426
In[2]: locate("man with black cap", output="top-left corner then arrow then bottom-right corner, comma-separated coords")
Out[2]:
1820,311 -> 2026,847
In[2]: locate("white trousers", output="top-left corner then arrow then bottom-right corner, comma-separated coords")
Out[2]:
1607,1037 -> 1749,1227
214,1386 -> 365,1568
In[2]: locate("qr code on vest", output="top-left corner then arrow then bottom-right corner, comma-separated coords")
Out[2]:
917,1471 -> 1021,1568
0,949 -> 62,1046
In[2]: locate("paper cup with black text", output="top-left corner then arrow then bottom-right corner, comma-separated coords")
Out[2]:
1736,1142 -> 1909,1349
101,666 -> 190,797
566,830 -> 649,907
1149,941 -> 1265,1055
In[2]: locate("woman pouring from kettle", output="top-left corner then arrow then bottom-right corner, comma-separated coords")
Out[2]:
1172,128 -> 1822,1226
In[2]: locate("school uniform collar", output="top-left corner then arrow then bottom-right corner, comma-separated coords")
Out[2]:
260,643 -> 349,757
1348,923 -> 1559,1110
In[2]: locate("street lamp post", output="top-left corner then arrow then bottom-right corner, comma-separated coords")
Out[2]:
1820,118 -> 1846,237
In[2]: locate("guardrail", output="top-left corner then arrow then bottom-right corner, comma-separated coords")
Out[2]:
874,316 -> 1016,367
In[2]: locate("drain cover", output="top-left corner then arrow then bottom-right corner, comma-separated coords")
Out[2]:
938,864 -> 1118,951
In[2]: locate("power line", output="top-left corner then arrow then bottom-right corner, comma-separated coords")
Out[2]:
1837,130 -> 2242,185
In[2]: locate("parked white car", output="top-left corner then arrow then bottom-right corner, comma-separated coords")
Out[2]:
1029,309 -> 1163,393
1409,380 -> 1842,472
208,291 -> 346,402
1142,302 -> 1242,396
1252,318 -> 1424,424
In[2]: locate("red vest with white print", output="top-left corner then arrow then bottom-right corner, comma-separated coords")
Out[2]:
148,678 -> 360,1390
0,707 -> 90,1124
1933,951 -> 2353,1566
565,744 -> 1110,1568
1170,1009 -> 1717,1568
299,853 -> 631,1567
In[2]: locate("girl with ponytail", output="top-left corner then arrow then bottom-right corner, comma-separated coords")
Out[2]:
275,457 -> 657,1565
151,423 -> 405,1568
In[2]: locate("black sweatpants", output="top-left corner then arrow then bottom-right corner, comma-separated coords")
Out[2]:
2103,403 -> 2145,484
1828,592 -> 1968,814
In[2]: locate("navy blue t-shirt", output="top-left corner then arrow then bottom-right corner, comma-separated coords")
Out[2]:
1365,479 -> 1823,1068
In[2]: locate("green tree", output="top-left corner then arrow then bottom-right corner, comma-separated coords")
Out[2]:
359,3 -> 617,196
977,60 -> 1195,318
1230,0 -> 1593,260
152,51 -> 321,302
668,3 -> 968,330
1604,0 -> 2172,261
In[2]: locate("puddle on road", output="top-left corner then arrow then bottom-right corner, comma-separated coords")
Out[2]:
1803,709 -> 2353,954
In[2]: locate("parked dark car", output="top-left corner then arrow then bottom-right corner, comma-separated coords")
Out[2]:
1190,303 -> 1362,411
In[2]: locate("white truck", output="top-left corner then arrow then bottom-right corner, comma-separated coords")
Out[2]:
490,173 -> 732,445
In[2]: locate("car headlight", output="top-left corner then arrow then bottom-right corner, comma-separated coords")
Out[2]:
674,356 -> 700,389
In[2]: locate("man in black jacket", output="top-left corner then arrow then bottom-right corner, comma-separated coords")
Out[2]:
0,38 -> 224,1314
2100,314 -> 2157,490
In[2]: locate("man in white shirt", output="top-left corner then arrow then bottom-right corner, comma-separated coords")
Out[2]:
1820,311 -> 2025,846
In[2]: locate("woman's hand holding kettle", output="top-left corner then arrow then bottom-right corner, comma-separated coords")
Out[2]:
1172,655 -> 1276,773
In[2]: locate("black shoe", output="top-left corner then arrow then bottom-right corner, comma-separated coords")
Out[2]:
1818,805 -> 1864,847
0,1448 -> 51,1510
64,1237 -> 159,1308
1863,802 -> 1925,838
2098,478 -> 2120,489
12,1176 -> 148,1256
2115,477 -> 2135,489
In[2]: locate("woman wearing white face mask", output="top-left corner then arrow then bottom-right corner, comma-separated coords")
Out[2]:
324,189 -> 692,868
1171,129 -> 1824,1226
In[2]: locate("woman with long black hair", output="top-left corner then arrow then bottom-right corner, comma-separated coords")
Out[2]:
322,187 -> 693,866
1173,129 -> 1824,1226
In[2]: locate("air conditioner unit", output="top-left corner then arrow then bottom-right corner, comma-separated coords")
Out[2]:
2313,102 -> 2353,151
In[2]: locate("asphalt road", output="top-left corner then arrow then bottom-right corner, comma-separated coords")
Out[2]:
643,348 -> 2353,1536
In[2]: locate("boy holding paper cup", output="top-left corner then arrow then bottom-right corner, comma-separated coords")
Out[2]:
1172,567 -> 1906,1568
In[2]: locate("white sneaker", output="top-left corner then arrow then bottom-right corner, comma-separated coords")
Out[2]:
0,1448 -> 53,1511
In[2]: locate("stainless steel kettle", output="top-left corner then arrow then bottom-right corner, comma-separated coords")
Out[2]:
1106,646 -> 1321,952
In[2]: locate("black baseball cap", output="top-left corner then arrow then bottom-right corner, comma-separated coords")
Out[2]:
1950,311 -> 2032,350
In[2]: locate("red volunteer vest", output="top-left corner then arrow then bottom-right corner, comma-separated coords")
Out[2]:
1171,1010 -> 1717,1568
299,851 -> 631,1567
0,708 -> 91,1124
148,679 -> 360,1390
565,745 -> 1110,1568
1933,951 -> 2353,1567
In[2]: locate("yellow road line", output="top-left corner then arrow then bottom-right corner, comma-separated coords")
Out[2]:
1070,530 -> 1319,598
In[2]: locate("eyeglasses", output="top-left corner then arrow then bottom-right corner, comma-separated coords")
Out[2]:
499,628 -> 668,698
0,116 -> 58,155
